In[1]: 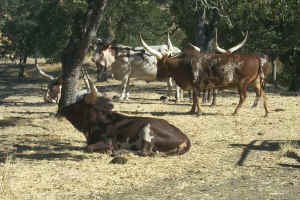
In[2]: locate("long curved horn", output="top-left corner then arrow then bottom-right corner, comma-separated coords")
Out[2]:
228,31 -> 248,53
215,29 -> 228,54
35,63 -> 56,80
82,66 -> 98,104
188,43 -> 201,53
139,34 -> 163,60
167,32 -> 174,55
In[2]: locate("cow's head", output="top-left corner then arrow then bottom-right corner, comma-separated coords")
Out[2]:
140,33 -> 171,80
91,40 -> 116,67
35,63 -> 62,103
43,76 -> 63,103
91,17 -> 115,67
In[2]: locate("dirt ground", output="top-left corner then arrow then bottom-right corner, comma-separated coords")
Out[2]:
0,63 -> 300,200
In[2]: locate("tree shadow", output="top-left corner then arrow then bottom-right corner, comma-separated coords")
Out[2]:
0,100 -> 54,107
229,139 -> 300,169
0,133 -> 88,162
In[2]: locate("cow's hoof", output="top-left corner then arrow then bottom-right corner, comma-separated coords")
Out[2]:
112,96 -> 120,101
87,146 -> 94,153
160,96 -> 169,102
188,109 -> 195,113
109,156 -> 128,164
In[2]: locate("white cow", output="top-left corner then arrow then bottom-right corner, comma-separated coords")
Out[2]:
91,37 -> 182,101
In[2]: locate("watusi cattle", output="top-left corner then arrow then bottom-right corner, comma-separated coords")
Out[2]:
140,31 -> 269,116
91,34 -> 182,101
56,75 -> 191,156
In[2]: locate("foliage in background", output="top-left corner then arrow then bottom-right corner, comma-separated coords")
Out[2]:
171,0 -> 300,90
97,0 -> 185,48
0,0 -> 299,90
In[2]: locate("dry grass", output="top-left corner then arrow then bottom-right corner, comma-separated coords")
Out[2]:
0,63 -> 300,200
0,155 -> 15,200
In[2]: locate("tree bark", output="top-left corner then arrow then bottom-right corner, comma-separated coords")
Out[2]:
58,0 -> 108,111
195,9 -> 219,103
194,9 -> 218,52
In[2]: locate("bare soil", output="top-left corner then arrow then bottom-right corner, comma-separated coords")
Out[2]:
0,63 -> 300,200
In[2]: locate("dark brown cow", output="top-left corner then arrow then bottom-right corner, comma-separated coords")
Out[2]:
57,77 -> 191,156
140,33 -> 269,117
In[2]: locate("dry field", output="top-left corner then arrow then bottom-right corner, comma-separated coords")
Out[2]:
0,63 -> 300,200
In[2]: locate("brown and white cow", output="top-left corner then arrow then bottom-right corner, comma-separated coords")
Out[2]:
202,30 -> 271,108
140,32 -> 269,117
56,73 -> 191,156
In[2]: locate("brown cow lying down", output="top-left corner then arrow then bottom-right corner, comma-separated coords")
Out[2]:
57,82 -> 190,156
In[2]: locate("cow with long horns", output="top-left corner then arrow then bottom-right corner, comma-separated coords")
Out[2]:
91,33 -> 183,101
200,30 -> 271,108
56,69 -> 191,156
140,31 -> 269,116
36,64 -> 98,103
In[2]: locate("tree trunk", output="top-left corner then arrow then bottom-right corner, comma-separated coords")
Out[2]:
194,9 -> 217,52
58,0 -> 108,112
195,9 -> 218,103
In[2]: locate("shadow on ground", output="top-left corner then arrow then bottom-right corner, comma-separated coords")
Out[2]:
0,133 -> 87,163
230,139 -> 300,168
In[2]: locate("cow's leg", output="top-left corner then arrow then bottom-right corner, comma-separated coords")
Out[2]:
191,88 -> 201,114
175,86 -> 183,102
139,123 -> 155,156
87,138 -> 114,154
120,75 -> 130,100
125,78 -> 130,100
251,79 -> 261,108
201,89 -> 207,104
252,78 -> 269,116
180,88 -> 184,101
165,78 -> 173,102
261,88 -> 269,117
233,83 -> 247,115
188,90 -> 192,102
207,89 -> 212,102
210,89 -> 217,106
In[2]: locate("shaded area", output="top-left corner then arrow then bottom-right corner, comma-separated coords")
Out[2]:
230,140 -> 300,168
81,164 -> 300,200
0,117 -> 32,128
0,133 -> 87,162
0,100 -> 54,107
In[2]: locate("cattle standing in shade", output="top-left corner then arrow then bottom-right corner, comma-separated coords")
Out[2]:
36,64 -> 99,104
140,32 -> 269,117
91,37 -> 182,101
56,72 -> 191,156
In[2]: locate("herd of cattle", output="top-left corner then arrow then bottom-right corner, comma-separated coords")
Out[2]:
39,30 -> 271,157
